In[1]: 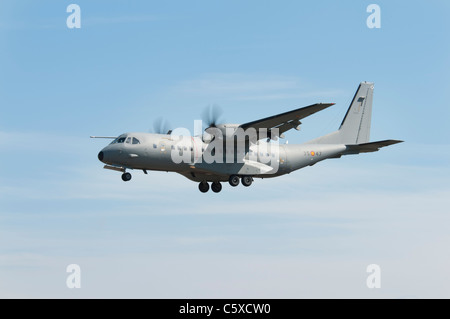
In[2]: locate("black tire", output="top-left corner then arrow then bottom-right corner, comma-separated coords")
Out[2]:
241,176 -> 252,187
228,175 -> 240,187
198,181 -> 209,193
211,182 -> 222,193
121,172 -> 132,182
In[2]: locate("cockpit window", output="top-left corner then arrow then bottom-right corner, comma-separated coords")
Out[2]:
109,135 -> 139,145
110,136 -> 127,144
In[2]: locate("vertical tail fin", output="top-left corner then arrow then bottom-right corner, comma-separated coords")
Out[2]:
306,82 -> 374,145
338,81 -> 373,144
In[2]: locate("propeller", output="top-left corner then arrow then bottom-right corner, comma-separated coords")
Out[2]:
202,104 -> 224,129
201,104 -> 225,143
152,116 -> 172,134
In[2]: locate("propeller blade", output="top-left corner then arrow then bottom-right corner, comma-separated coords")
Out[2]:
152,117 -> 171,134
202,104 -> 224,128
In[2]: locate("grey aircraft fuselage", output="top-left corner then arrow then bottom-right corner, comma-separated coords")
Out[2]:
98,132 -> 346,182
95,82 -> 403,193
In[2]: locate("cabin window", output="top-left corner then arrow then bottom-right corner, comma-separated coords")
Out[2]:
153,144 -> 157,149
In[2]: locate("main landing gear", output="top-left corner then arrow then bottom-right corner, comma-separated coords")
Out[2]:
198,176 -> 254,193
229,175 -> 240,187
211,182 -> 222,193
229,175 -> 252,187
198,181 -> 223,193
241,175 -> 253,187
198,181 -> 210,193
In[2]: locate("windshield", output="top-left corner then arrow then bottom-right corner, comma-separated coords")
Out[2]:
110,136 -> 127,144
110,135 -> 140,145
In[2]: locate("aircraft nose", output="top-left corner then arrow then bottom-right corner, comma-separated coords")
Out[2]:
98,151 -> 104,162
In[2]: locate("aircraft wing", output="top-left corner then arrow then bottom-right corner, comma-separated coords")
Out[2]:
239,103 -> 335,140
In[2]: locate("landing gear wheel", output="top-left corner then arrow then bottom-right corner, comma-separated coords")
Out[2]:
211,182 -> 222,193
121,172 -> 132,182
198,181 -> 210,193
241,176 -> 253,187
229,175 -> 240,187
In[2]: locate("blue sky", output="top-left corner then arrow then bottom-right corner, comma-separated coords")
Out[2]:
1,0 -> 449,298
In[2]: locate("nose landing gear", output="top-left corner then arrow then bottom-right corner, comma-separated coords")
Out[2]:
121,172 -> 132,182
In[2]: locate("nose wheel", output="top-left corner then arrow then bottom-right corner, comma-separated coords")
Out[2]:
121,172 -> 132,182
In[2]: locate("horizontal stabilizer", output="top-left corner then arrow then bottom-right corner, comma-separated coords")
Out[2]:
344,140 -> 403,154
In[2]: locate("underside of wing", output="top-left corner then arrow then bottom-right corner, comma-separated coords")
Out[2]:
239,103 -> 335,140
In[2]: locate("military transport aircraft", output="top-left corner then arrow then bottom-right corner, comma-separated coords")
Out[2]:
92,82 -> 402,193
